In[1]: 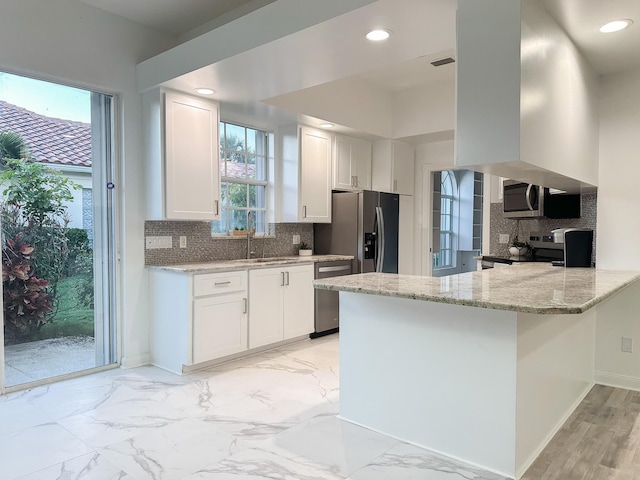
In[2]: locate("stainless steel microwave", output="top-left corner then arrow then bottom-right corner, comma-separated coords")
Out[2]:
502,180 -> 545,218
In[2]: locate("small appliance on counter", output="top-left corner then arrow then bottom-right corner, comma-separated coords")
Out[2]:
530,229 -> 594,267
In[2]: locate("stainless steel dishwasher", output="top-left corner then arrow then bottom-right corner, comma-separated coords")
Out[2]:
311,260 -> 352,338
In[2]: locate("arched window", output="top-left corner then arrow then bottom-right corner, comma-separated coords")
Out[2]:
438,170 -> 455,268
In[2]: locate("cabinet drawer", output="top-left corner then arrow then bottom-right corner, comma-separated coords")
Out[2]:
194,271 -> 247,297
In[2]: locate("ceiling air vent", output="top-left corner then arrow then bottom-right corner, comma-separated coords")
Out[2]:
431,57 -> 455,67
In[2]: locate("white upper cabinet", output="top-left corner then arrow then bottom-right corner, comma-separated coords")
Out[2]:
372,140 -> 415,196
299,126 -> 332,223
144,88 -> 221,220
333,134 -> 372,191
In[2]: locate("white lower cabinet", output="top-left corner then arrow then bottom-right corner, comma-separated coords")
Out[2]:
193,292 -> 247,364
248,268 -> 284,349
149,264 -> 314,374
249,264 -> 314,349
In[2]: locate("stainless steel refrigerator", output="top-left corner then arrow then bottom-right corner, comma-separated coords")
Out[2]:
314,190 -> 399,274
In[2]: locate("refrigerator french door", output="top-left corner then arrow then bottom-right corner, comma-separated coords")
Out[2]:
314,190 -> 399,274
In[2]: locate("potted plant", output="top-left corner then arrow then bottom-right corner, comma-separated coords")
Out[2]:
508,236 -> 529,256
298,241 -> 312,256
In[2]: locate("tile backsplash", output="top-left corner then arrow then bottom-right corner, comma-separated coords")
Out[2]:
144,221 -> 313,265
489,193 -> 597,261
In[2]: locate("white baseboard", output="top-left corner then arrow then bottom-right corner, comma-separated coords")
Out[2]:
120,353 -> 150,369
338,415 -> 515,480
595,371 -> 640,391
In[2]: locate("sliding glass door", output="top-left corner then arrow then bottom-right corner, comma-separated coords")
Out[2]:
0,72 -> 117,390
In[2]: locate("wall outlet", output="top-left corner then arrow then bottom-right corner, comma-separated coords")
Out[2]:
622,336 -> 633,353
293,234 -> 300,245
146,236 -> 172,249
179,236 -> 187,248
499,234 -> 510,244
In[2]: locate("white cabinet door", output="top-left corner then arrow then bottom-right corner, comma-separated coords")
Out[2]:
164,90 -> 221,220
282,265 -> 314,340
333,134 -> 372,191
391,141 -> 415,196
372,140 -> 415,195
299,126 -> 332,223
248,268 -> 284,349
193,292 -> 247,364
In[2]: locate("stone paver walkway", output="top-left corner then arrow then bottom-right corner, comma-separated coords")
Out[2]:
4,336 -> 96,387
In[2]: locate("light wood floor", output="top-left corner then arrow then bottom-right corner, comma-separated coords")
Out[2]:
522,385 -> 640,480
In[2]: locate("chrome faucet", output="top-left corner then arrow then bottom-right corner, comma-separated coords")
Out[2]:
246,211 -> 254,259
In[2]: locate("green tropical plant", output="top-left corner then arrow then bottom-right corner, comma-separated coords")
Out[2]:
0,131 -> 29,164
1,158 -> 78,225
2,235 -> 53,343
0,132 -> 82,319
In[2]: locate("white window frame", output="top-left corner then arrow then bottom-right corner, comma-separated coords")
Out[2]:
213,121 -> 270,236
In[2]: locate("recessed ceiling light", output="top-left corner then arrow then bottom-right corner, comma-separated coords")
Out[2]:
195,88 -> 216,95
599,19 -> 633,33
365,29 -> 391,42
320,123 -> 335,128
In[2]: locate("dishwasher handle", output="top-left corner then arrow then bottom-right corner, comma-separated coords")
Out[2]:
318,265 -> 351,274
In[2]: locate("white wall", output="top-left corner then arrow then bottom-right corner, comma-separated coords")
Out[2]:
594,66 -> 640,388
0,0 -> 176,369
392,80 -> 455,141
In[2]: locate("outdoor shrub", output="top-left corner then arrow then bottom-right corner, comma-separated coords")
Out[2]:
63,228 -> 91,276
2,236 -> 53,343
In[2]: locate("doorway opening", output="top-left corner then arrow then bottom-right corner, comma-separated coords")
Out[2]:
430,169 -> 483,277
0,72 -> 117,390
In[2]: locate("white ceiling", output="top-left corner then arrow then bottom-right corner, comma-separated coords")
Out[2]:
126,0 -> 640,136
77,0 -> 267,37
542,0 -> 640,75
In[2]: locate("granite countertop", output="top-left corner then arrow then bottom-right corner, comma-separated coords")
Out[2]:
148,254 -> 354,274
313,263 -> 640,314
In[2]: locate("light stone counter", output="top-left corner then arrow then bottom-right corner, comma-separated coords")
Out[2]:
148,254 -> 353,274
314,263 -> 640,314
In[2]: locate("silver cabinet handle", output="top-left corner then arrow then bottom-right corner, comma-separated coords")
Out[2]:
242,298 -> 247,314
214,200 -> 219,216
354,175 -> 358,187
393,179 -> 398,192
281,271 -> 285,286
351,175 -> 356,188
286,271 -> 290,286
302,205 -> 307,218
214,281 -> 231,287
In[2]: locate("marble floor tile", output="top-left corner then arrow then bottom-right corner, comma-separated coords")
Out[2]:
0,334 -> 514,480
98,417 -> 243,480
0,400 -> 52,437
260,414 -> 400,478
15,452 -> 133,480
57,385 -> 189,448
346,443 -> 509,480
183,445 -> 345,480
0,423 -> 92,479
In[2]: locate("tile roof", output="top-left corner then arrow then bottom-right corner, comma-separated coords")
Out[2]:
0,100 -> 91,167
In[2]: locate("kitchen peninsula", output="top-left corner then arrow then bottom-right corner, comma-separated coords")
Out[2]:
314,265 -> 640,479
